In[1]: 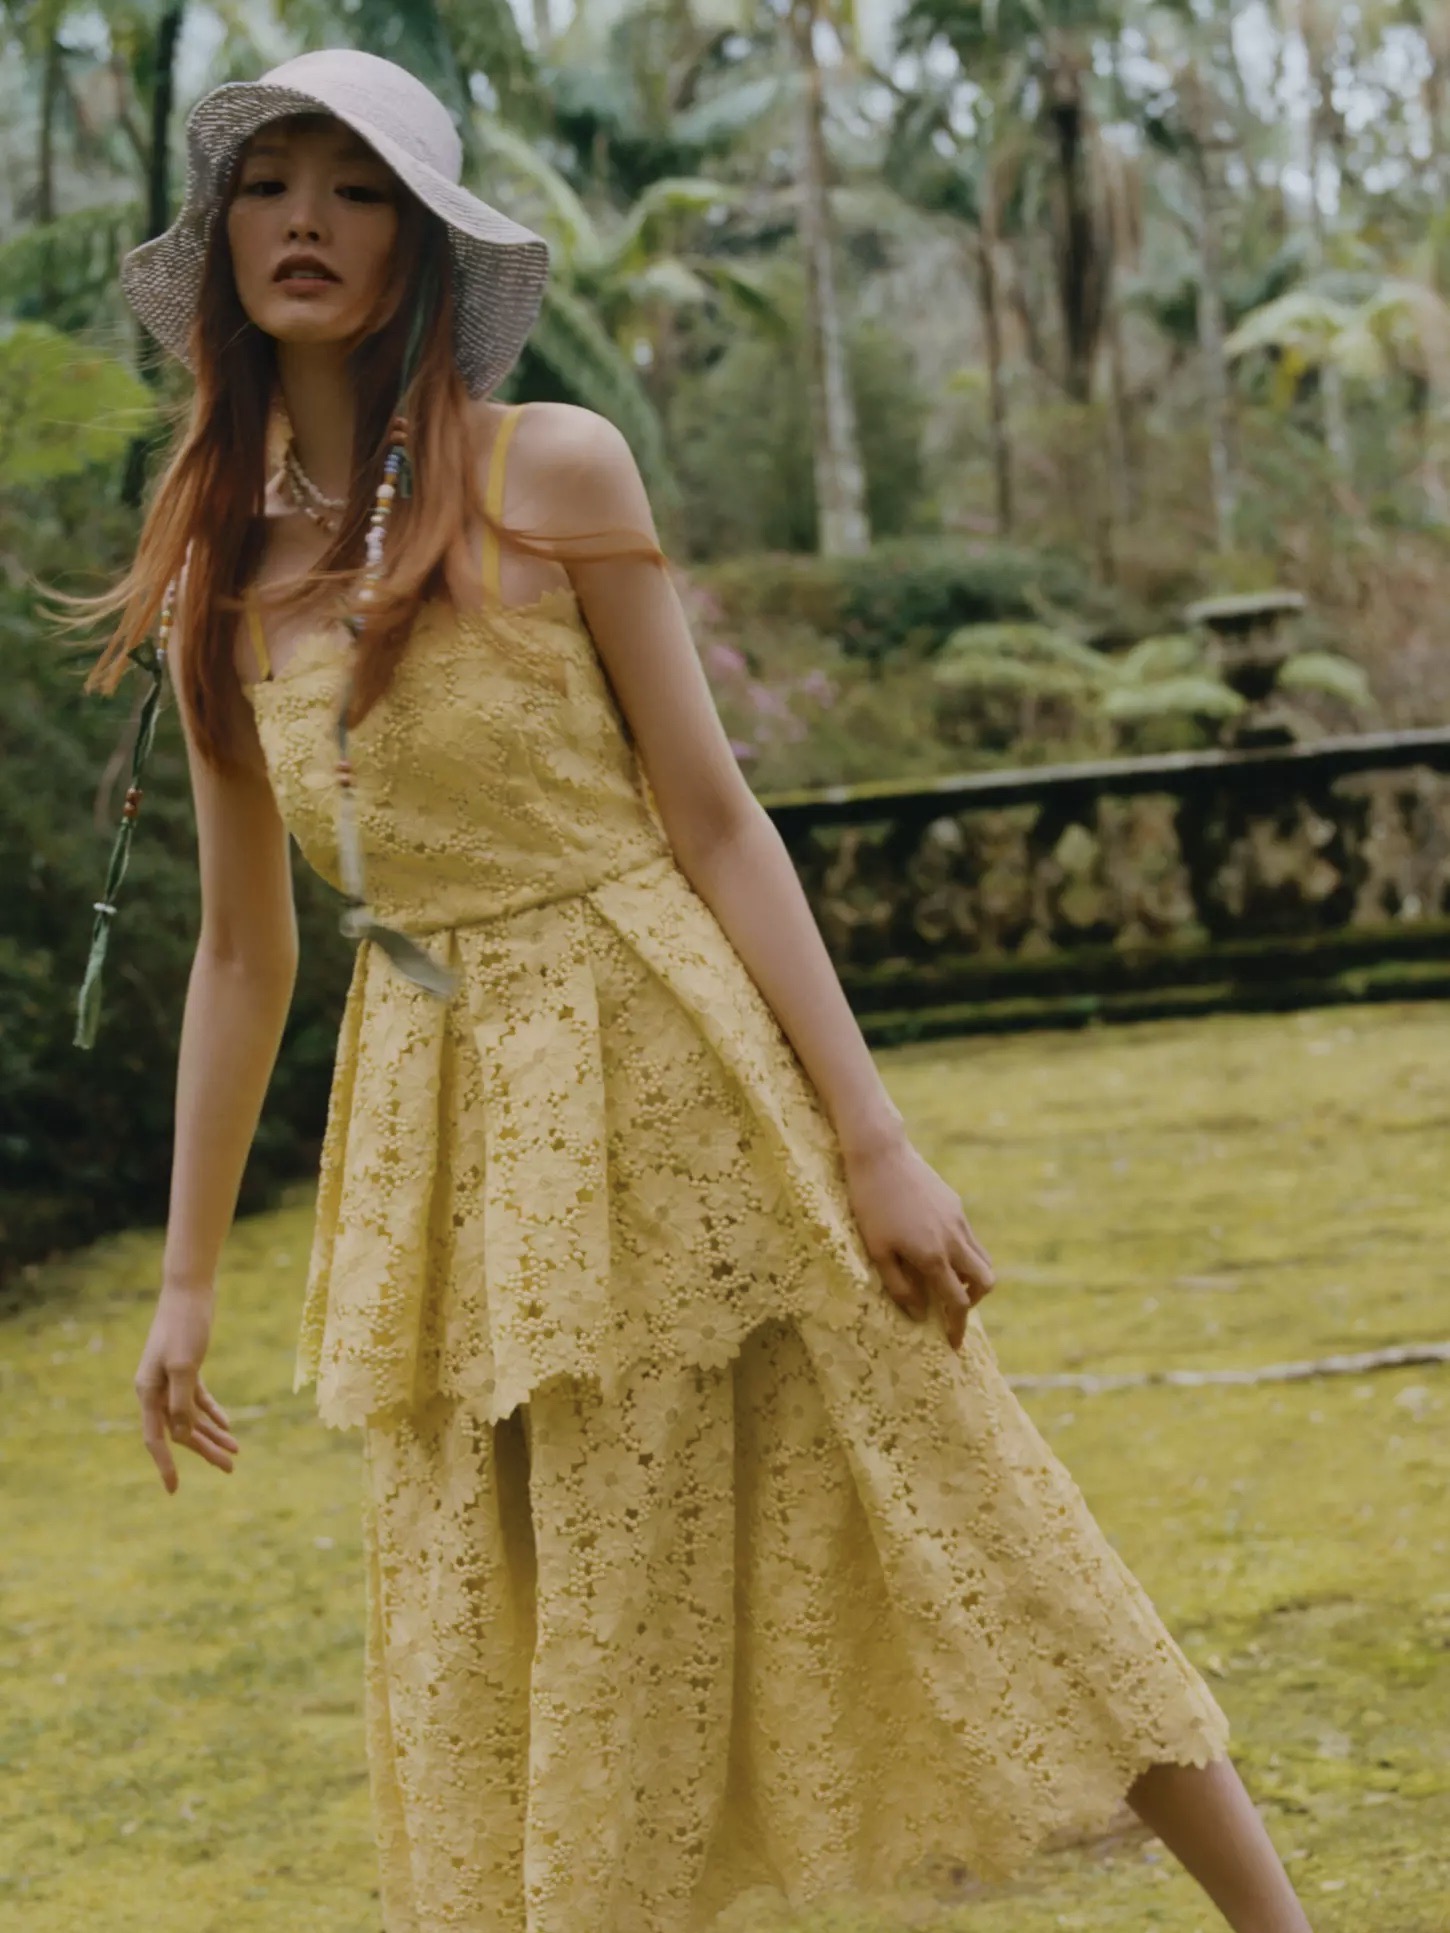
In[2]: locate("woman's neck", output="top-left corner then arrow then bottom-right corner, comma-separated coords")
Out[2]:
275,340 -> 357,500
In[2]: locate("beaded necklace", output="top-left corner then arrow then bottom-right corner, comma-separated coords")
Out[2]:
75,269 -> 459,1048
281,440 -> 344,527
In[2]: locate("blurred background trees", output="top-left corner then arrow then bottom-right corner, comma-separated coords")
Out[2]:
4,0 -> 1449,1285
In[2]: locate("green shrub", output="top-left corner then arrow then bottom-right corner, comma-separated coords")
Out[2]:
695,535 -> 1097,668
0,579 -> 352,1296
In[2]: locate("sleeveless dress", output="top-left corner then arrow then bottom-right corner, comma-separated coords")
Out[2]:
242,404 -> 1231,1933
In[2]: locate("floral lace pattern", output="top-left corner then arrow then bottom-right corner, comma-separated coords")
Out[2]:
248,594 -> 873,1430
253,590 -> 1231,1929
362,1299 -> 1230,1932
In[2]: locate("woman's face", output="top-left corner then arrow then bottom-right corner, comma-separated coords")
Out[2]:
226,113 -> 401,354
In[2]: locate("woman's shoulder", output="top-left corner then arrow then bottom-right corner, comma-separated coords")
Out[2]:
468,398 -> 652,539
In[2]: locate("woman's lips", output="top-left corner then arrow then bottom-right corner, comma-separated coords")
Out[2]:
272,259 -> 344,288
276,272 -> 340,291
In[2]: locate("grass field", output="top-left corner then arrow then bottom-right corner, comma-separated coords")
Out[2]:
2,1000 -> 1446,1933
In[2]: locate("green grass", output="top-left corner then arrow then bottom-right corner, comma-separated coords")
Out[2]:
2,1001 -> 1447,1932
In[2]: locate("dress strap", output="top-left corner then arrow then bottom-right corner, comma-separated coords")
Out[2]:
244,586 -> 272,681
480,403 -> 524,601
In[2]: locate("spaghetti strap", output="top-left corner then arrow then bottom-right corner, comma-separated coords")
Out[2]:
480,403 -> 524,601
244,586 -> 272,681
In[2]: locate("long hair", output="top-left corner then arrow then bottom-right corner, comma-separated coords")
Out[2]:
45,112 -> 667,777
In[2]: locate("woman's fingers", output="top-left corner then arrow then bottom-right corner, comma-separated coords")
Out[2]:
196,1380 -> 231,1431
167,1363 -> 200,1441
877,1252 -> 930,1321
950,1227 -> 996,1304
138,1384 -> 179,1494
138,1377 -> 238,1490
182,1414 -> 239,1473
928,1254 -> 971,1351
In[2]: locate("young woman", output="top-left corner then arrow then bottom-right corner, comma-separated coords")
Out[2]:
74,46 -> 1313,1933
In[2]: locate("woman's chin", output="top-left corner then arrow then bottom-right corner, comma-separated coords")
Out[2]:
262,310 -> 359,352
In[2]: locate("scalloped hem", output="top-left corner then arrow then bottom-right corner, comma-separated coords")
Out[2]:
705,1723 -> 1235,1930
361,1302 -> 1237,1933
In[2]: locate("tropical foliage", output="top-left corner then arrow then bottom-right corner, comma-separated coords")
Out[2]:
3,0 -> 1450,1280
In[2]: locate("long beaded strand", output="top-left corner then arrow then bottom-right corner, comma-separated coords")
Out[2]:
330,411 -> 459,1001
74,559 -> 184,1049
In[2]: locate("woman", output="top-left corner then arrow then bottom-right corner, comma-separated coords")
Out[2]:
72,46 -> 1313,1933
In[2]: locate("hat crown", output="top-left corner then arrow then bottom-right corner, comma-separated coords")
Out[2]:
255,49 -> 463,185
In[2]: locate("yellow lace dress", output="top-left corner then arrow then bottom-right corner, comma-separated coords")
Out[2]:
242,404 -> 1230,1933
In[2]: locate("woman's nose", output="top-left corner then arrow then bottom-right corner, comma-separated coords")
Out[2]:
282,183 -> 330,239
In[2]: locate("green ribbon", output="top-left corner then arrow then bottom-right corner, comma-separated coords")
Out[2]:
74,638 -> 168,1050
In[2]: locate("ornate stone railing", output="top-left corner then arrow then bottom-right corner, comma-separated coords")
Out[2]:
758,727 -> 1450,1039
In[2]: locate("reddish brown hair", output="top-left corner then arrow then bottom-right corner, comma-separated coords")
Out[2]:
45,112 -> 666,777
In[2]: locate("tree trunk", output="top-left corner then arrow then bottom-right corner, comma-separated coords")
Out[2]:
975,185 -> 1013,537
38,28 -> 60,224
121,2 -> 186,510
1045,50 -> 1099,405
790,0 -> 870,556
36,23 -> 62,314
1299,21 -> 1354,489
1194,138 -> 1238,552
532,0 -> 552,59
1105,300 -> 1135,527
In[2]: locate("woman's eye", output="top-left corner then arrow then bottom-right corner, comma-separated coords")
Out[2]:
238,180 -> 387,201
339,185 -> 388,202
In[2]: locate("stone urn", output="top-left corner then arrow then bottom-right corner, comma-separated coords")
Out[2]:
1184,589 -> 1312,748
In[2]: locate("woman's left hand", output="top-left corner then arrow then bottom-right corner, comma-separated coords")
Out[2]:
842,1132 -> 996,1351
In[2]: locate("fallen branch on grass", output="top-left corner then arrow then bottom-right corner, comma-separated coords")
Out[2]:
1007,1340 -> 1450,1394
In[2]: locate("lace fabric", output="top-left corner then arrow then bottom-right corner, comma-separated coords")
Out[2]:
248,579 -> 1231,1929
362,1301 -> 1230,1932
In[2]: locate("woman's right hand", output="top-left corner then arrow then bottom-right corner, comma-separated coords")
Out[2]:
135,1282 -> 240,1494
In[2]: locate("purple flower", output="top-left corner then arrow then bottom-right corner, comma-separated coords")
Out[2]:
729,738 -> 758,761
797,668 -> 837,707
747,682 -> 789,716
705,641 -> 748,679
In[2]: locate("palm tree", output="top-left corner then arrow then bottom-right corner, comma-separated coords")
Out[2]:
1225,274 -> 1450,514
1139,13 -> 1243,553
901,0 -> 1133,407
1277,0 -> 1355,479
473,111 -> 790,493
788,0 -> 870,553
881,72 -> 1016,534
547,0 -> 878,553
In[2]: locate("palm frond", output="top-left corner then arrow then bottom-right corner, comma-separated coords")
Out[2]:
525,280 -> 674,498
1102,676 -> 1246,722
1115,631 -> 1203,684
470,115 -> 600,271
687,256 -> 792,335
600,176 -> 744,278
671,73 -> 801,149
1277,651 -> 1375,710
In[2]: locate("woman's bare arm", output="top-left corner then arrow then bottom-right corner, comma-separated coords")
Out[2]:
518,402 -> 907,1165
160,639 -> 299,1293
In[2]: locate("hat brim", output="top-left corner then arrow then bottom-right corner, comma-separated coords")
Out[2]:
120,81 -> 551,399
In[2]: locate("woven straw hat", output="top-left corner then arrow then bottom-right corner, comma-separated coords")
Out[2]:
120,48 -> 551,398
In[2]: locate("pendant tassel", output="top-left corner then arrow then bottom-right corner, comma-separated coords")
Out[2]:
74,590 -> 176,1050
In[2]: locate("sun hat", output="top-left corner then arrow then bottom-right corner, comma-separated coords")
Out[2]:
119,47 -> 552,397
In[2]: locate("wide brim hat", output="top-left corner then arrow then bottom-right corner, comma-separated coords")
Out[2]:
120,48 -> 552,399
